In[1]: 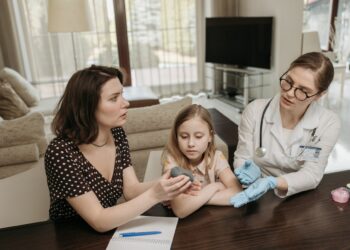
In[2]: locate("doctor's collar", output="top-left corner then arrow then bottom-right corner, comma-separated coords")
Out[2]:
264,94 -> 320,130
263,95 -> 280,124
297,101 -> 320,130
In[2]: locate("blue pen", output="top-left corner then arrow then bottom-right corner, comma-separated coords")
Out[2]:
120,231 -> 161,237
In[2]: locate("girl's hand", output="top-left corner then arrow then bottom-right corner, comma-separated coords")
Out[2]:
151,170 -> 191,202
184,180 -> 202,196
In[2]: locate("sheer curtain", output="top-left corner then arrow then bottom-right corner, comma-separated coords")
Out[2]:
125,0 -> 205,97
0,1 -> 24,74
11,0 -> 117,98
4,0 -> 208,99
336,0 -> 350,65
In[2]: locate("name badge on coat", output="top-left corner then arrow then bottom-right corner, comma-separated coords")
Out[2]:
297,145 -> 322,162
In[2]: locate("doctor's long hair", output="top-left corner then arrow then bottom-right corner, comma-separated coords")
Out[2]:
162,104 -> 216,172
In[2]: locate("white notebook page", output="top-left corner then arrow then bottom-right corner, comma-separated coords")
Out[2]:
106,216 -> 178,250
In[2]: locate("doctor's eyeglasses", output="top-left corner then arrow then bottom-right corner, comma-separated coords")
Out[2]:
279,76 -> 320,101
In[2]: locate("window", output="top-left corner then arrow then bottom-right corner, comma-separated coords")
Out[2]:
125,0 -> 198,94
303,0 -> 350,68
15,0 -> 118,98
303,0 -> 333,50
336,0 -> 350,65
13,0 -> 201,98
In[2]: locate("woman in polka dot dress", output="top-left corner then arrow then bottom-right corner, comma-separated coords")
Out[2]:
45,65 -> 192,232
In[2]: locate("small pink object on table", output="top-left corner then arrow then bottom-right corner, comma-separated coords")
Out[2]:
331,187 -> 350,203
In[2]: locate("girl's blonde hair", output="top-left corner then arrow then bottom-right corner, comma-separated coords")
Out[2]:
161,104 -> 216,172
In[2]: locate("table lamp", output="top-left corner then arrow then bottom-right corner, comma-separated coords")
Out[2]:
47,0 -> 93,70
301,31 -> 322,54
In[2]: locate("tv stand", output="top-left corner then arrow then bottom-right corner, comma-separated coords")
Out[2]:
207,64 -> 271,111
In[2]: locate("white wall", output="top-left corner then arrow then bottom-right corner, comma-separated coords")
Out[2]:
238,0 -> 304,96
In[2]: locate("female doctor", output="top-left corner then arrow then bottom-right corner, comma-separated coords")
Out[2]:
230,52 -> 341,207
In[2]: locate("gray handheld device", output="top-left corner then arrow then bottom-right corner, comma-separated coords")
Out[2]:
170,166 -> 194,182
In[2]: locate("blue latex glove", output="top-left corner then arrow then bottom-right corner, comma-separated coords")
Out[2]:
230,176 -> 277,208
234,160 -> 261,185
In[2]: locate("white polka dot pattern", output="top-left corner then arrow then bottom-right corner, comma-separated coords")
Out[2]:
44,127 -> 131,220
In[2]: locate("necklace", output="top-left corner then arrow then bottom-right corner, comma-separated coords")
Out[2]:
91,138 -> 108,147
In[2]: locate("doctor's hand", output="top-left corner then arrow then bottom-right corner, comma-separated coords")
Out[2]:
234,160 -> 261,185
230,176 -> 277,208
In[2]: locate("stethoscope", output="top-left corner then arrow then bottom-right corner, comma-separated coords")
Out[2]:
255,99 -> 319,158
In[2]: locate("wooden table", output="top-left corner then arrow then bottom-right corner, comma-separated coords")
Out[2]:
1,171 -> 350,249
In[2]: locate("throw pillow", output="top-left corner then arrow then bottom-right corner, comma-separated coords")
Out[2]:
0,80 -> 30,119
0,67 -> 40,107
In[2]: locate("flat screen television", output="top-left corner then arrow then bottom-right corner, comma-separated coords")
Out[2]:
205,17 -> 273,69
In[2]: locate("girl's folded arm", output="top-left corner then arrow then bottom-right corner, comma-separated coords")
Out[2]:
171,182 -> 221,218
207,168 -> 243,205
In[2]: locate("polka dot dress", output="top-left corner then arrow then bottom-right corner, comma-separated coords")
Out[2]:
44,127 -> 131,220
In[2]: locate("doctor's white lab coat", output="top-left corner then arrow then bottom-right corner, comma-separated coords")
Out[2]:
233,94 -> 341,197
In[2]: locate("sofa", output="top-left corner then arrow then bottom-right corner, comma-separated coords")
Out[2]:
0,67 -> 58,228
0,67 -> 58,179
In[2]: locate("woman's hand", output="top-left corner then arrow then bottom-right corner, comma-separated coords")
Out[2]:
150,170 -> 192,202
161,200 -> 172,209
184,180 -> 202,196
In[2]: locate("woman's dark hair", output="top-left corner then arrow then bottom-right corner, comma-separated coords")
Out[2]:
288,52 -> 334,93
52,65 -> 124,145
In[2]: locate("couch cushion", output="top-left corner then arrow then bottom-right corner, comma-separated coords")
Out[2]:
0,158 -> 50,227
0,112 -> 47,155
130,147 -> 164,181
0,144 -> 40,167
127,129 -> 170,151
123,97 -> 192,134
0,80 -> 30,119
0,67 -> 40,107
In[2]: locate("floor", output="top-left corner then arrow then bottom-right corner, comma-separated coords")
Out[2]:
191,76 -> 350,174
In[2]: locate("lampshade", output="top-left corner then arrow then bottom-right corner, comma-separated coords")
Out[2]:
302,31 -> 322,54
48,0 -> 93,32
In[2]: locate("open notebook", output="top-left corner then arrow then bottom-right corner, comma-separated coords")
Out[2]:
106,216 -> 178,250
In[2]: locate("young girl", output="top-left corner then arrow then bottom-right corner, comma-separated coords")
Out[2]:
161,104 -> 242,218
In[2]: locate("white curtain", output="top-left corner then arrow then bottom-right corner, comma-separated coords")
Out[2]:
125,0 -> 205,97
10,0 -> 117,98
336,0 -> 350,64
0,1 -> 24,74
5,0 -> 208,99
